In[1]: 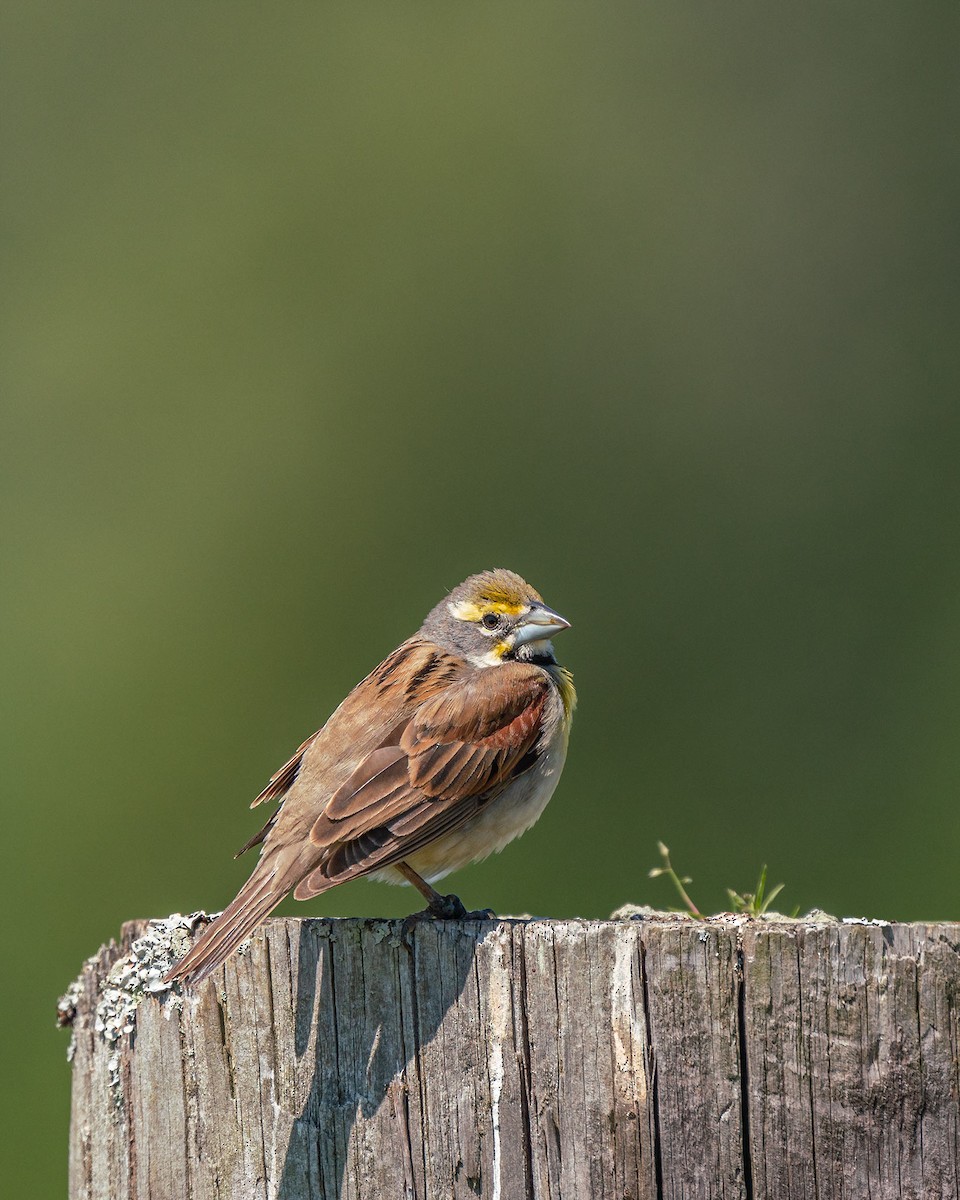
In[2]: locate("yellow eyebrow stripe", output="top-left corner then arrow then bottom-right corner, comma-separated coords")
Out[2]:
449,599 -> 527,621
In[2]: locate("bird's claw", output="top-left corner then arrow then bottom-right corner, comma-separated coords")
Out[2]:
399,895 -> 497,952
428,892 -> 468,919
428,893 -> 497,921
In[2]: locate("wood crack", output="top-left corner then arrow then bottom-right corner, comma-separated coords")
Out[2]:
797,932 -> 820,1200
736,939 -> 755,1200
638,935 -> 665,1200
513,930 -> 537,1200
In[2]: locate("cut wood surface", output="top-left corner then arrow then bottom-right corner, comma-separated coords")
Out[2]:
63,914 -> 960,1199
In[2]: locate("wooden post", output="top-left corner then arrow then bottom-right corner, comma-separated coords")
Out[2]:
61,914 -> 960,1199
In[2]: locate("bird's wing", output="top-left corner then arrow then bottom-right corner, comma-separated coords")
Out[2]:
232,733 -> 320,856
250,734 -> 319,808
236,640 -> 452,855
293,662 -> 550,898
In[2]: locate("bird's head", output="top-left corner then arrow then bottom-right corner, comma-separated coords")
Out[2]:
422,569 -> 571,667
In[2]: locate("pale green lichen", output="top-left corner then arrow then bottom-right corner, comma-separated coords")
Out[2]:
58,952 -> 101,1064
57,959 -> 95,1028
370,919 -> 407,947
610,904 -> 698,921
59,912 -> 214,1094
95,913 -> 209,1036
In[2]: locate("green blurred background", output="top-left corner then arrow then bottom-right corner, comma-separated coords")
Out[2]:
4,4 -> 960,1191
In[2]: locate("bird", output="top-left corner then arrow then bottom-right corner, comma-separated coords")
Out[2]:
163,568 -> 575,986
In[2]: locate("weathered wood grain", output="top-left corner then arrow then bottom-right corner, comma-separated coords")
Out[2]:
740,921 -> 960,1200
63,916 -> 960,1199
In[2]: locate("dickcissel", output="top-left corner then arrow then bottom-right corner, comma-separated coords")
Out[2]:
165,569 -> 575,985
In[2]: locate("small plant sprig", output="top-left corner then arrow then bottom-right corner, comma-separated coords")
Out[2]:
648,841 -> 702,917
648,844 -> 794,919
726,864 -> 793,918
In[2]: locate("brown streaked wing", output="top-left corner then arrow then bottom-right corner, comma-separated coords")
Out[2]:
294,664 -> 549,896
402,683 -> 546,795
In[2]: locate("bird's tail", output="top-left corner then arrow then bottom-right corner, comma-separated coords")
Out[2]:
162,869 -> 287,987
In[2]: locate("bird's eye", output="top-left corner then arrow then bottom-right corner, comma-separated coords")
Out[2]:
481,612 -> 501,631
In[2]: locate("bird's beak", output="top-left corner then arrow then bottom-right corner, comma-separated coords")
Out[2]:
512,604 -> 571,646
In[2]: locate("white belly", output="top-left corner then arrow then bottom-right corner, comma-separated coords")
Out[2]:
373,732 -> 569,886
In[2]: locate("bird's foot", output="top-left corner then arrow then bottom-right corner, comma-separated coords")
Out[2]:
428,892 -> 497,921
400,896 -> 496,951
428,892 -> 467,919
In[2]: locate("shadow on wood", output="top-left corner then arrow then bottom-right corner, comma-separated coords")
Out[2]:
277,917 -> 481,1197
64,915 -> 960,1199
